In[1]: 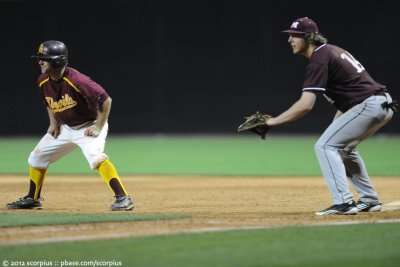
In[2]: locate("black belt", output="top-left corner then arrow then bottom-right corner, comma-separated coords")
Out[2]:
374,90 -> 386,96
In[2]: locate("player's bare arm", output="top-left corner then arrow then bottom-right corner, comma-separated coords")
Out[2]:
95,96 -> 112,130
46,107 -> 60,138
266,91 -> 316,126
84,97 -> 112,137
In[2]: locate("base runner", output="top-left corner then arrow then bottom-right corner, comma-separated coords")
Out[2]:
6,40 -> 133,211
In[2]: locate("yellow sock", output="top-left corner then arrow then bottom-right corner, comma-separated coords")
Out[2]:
29,166 -> 47,199
98,160 -> 128,196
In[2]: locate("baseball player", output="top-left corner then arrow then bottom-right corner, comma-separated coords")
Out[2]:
266,17 -> 396,215
6,40 -> 133,211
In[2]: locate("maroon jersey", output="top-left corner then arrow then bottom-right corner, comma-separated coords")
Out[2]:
37,67 -> 109,126
302,44 -> 385,112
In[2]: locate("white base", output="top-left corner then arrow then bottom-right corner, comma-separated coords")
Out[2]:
381,201 -> 400,211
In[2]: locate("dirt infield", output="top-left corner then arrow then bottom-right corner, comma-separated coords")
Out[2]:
1,175 -> 400,245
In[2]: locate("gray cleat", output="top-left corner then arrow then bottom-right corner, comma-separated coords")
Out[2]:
356,200 -> 381,212
110,195 -> 134,211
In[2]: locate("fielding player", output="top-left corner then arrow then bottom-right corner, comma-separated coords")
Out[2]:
266,18 -> 396,215
6,40 -> 133,211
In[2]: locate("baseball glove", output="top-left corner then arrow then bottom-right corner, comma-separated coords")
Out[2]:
237,111 -> 272,139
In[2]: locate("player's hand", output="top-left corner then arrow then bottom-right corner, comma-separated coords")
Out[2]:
84,125 -> 101,137
47,125 -> 60,139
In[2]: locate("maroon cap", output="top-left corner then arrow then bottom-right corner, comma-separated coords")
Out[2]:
282,17 -> 319,35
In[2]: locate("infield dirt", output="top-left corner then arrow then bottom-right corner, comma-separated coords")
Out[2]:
1,175 -> 400,245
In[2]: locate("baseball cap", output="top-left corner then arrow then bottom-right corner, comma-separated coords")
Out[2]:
282,17 -> 319,35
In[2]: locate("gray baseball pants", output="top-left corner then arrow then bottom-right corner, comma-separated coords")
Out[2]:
315,93 -> 394,205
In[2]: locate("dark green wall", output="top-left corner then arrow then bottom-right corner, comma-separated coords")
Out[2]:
2,0 -> 399,134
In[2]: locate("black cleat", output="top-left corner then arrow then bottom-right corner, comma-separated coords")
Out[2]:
6,196 -> 43,209
315,201 -> 358,216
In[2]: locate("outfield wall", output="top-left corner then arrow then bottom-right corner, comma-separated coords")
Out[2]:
2,0 -> 399,135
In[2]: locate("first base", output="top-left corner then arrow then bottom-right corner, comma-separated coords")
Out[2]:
381,201 -> 400,211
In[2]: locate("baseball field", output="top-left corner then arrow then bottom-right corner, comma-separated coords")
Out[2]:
1,135 -> 400,267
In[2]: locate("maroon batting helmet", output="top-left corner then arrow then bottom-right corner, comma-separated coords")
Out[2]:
32,40 -> 68,69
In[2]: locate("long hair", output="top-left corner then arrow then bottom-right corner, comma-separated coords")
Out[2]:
304,33 -> 328,45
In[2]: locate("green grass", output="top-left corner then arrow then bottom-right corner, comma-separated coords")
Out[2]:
0,213 -> 187,228
1,222 -> 400,267
1,135 -> 399,266
1,134 -> 399,176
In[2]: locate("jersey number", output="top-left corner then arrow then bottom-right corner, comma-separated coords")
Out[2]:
341,52 -> 365,73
